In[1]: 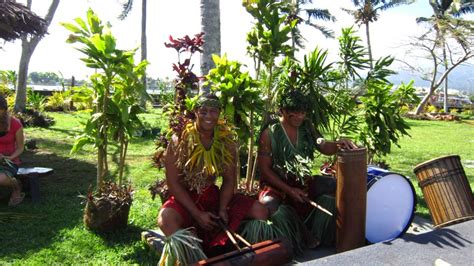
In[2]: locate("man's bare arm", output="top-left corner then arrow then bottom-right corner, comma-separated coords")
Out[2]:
164,137 -> 199,216
317,138 -> 358,155
219,143 -> 237,223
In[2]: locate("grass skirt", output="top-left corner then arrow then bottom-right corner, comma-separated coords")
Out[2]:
304,194 -> 336,246
158,228 -> 207,266
240,219 -> 282,244
240,204 -> 306,255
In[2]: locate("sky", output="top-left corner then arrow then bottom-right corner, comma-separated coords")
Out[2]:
0,0 -> 445,81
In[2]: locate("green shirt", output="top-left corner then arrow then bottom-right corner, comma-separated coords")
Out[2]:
267,120 -> 318,184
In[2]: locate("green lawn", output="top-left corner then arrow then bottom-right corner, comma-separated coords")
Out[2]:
384,119 -> 474,217
0,111 -> 163,265
0,112 -> 473,264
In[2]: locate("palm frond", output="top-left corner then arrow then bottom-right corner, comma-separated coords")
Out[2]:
305,22 -> 335,39
0,212 -> 39,224
240,219 -> 283,244
304,195 -> 336,246
270,204 -> 306,255
158,228 -> 207,266
416,16 -> 435,24
305,8 -> 336,22
378,0 -> 415,12
454,4 -> 474,16
118,0 -> 134,20
351,0 -> 362,7
341,7 -> 357,17
291,26 -> 306,49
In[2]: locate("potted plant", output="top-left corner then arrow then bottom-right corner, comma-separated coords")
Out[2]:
62,9 -> 148,232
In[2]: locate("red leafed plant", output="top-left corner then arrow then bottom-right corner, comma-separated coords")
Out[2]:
150,33 -> 205,201
165,33 -> 204,113
152,33 -> 205,169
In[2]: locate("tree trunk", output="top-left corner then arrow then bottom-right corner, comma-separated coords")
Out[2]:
365,21 -> 373,70
442,44 -> 448,113
245,109 -> 254,190
15,41 -> 35,112
14,0 -> 60,113
140,0 -> 148,107
200,0 -> 221,93
414,53 -> 472,115
415,92 -> 434,114
443,74 -> 448,113
70,76 -> 75,110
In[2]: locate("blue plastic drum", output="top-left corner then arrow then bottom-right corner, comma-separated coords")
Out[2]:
366,166 -> 416,243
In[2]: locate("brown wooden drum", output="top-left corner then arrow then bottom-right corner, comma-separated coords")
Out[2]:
336,148 -> 367,253
193,239 -> 292,266
413,155 -> 474,228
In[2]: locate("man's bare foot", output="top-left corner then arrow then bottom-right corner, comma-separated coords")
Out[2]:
8,192 -> 25,206
307,237 -> 321,249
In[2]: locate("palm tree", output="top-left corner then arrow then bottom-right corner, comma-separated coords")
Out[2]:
343,0 -> 414,69
283,0 -> 336,51
417,0 -> 474,112
119,0 -> 148,105
200,0 -> 220,93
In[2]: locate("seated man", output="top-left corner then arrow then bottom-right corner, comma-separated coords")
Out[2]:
157,93 -> 268,264
257,89 -> 356,251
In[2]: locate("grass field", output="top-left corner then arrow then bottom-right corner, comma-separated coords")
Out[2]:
0,111 -> 473,264
382,119 -> 474,217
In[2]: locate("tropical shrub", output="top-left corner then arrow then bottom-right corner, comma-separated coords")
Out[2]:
205,54 -> 264,187
71,85 -> 94,110
460,108 -> 474,119
357,80 -> 412,162
15,109 -> 55,128
45,91 -> 71,111
0,70 -> 16,97
206,54 -> 263,143
276,49 -> 335,134
63,8 -> 148,186
244,0 -> 298,113
449,108 -> 460,114
26,89 -> 46,111
273,26 -> 417,163
426,104 -> 439,113
0,85 -> 12,98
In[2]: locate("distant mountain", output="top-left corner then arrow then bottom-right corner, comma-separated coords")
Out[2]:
389,64 -> 474,95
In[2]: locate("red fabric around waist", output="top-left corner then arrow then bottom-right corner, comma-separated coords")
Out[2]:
162,184 -> 255,249
258,184 -> 312,218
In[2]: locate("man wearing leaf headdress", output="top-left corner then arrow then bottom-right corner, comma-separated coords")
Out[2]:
257,89 -> 357,251
157,93 -> 268,264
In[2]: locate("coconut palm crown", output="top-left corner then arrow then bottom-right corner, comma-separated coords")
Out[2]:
343,0 -> 415,68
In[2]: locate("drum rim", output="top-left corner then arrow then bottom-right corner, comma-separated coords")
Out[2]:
413,154 -> 461,173
366,172 -> 418,243
434,216 -> 474,229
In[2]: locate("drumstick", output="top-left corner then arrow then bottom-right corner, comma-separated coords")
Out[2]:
222,225 -> 241,251
307,199 -> 333,216
232,231 -> 252,247
217,218 -> 252,248
216,218 -> 242,251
